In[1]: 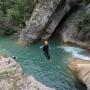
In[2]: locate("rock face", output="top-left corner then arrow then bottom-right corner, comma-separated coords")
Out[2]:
0,56 -> 55,90
69,58 -> 90,90
61,4 -> 90,49
18,0 -> 90,48
18,0 -> 78,45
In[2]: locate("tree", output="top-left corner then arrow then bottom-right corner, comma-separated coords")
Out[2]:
0,0 -> 36,35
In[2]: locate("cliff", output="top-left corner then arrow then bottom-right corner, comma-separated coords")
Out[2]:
61,4 -> 90,49
18,0 -> 78,45
0,56 -> 55,90
18,0 -> 90,49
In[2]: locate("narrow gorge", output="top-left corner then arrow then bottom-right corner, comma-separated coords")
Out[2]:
0,0 -> 90,90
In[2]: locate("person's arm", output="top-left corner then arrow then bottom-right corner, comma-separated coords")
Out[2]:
40,45 -> 44,49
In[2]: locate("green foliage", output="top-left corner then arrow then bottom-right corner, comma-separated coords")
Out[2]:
77,14 -> 90,32
0,0 -> 36,35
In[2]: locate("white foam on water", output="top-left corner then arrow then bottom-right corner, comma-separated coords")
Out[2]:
56,46 -> 90,60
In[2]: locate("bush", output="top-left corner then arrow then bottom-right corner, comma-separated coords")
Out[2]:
0,0 -> 37,35
3,28 -> 16,36
77,14 -> 90,32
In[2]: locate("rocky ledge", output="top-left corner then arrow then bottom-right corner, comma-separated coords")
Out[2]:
69,58 -> 90,90
0,56 -> 55,90
61,4 -> 90,50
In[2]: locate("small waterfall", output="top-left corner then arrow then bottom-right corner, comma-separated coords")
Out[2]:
57,46 -> 90,60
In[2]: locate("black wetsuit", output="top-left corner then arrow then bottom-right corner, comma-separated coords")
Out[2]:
43,45 -> 50,60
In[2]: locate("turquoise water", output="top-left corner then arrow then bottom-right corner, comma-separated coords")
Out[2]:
0,36 -> 86,90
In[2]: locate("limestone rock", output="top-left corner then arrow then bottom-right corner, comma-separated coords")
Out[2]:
18,0 -> 78,45
0,56 -> 55,90
61,4 -> 90,49
69,58 -> 90,90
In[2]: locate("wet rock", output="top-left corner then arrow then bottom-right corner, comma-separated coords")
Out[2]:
0,56 -> 55,90
69,58 -> 90,90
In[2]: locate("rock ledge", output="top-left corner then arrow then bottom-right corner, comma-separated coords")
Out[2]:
0,56 -> 55,90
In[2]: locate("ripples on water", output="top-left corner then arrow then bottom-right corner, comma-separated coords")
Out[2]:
56,46 -> 90,60
0,36 -> 87,90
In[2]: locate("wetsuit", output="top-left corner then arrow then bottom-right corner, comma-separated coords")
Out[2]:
42,45 -> 50,60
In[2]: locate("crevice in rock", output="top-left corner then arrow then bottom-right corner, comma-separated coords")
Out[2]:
53,4 -> 82,36
40,0 -> 66,38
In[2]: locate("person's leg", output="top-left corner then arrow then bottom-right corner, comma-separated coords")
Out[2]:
47,54 -> 52,63
44,52 -> 49,60
47,54 -> 50,60
46,53 -> 52,63
44,52 -> 51,62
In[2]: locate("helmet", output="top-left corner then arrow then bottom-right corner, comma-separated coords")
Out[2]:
44,40 -> 48,45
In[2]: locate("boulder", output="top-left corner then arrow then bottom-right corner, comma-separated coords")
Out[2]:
69,58 -> 90,90
18,0 -> 79,45
0,56 -> 55,90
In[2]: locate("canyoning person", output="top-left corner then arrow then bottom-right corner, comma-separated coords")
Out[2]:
40,40 -> 52,63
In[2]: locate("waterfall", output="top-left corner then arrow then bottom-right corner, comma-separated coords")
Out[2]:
57,46 -> 90,60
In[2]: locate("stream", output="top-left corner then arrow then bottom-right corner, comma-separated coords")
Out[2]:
0,36 -> 88,90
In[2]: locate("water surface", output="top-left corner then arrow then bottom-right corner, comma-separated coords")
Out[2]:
0,36 -> 86,90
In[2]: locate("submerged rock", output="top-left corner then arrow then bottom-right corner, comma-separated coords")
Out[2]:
69,58 -> 90,90
61,4 -> 90,49
0,56 -> 55,90
18,0 -> 79,45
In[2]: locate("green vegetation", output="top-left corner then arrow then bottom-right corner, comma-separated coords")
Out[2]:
77,14 -> 90,32
0,0 -> 36,35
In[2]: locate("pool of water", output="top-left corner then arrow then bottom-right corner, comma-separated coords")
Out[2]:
0,36 -> 86,90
